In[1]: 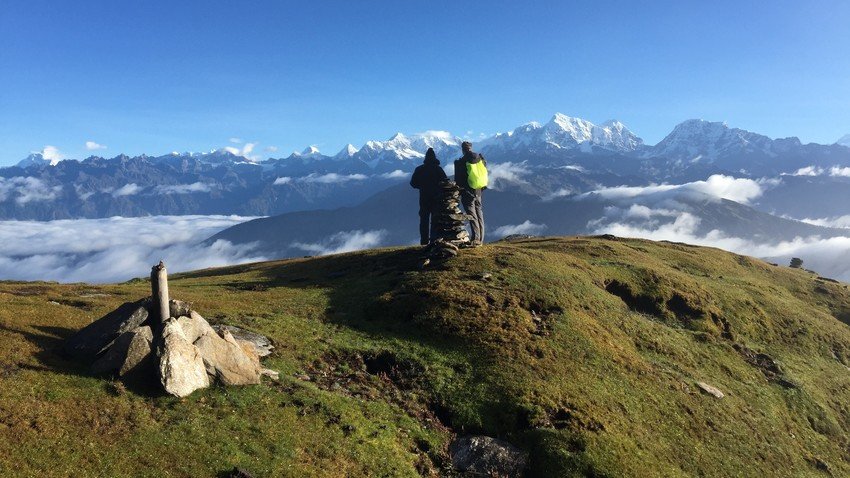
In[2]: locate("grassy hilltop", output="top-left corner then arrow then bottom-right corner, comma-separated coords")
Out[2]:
1,236 -> 849,477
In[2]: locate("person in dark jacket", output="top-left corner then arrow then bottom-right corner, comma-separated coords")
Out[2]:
410,147 -> 448,245
454,141 -> 486,245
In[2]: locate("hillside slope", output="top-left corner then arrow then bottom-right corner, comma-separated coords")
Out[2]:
1,237 -> 849,476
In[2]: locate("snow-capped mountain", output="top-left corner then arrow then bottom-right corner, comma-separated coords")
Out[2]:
334,144 -> 359,161
6,112 -> 850,220
478,113 -> 643,155
16,152 -> 62,168
648,119 -> 778,162
837,134 -> 850,148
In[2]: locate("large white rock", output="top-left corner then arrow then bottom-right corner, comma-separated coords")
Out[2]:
177,311 -> 216,343
195,328 -> 261,386
159,319 -> 210,397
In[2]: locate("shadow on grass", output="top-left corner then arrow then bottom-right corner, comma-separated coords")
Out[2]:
1,323 -> 162,396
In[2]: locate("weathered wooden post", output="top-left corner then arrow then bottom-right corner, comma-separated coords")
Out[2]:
151,261 -> 170,327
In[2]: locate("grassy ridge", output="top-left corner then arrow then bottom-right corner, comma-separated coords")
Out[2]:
0,236 -> 848,476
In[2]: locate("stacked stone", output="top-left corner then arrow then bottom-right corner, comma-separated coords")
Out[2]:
64,298 -> 277,397
427,180 -> 472,260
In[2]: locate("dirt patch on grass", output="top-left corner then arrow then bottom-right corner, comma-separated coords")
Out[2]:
604,280 -> 665,317
733,344 -> 797,388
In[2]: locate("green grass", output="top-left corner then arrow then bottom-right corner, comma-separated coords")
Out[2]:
1,236 -> 849,477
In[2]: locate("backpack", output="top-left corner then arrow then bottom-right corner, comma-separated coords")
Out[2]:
466,160 -> 488,189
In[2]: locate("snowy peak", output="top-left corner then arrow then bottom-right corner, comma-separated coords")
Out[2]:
650,119 -> 775,161
301,146 -> 320,156
479,113 -> 643,154
16,153 -> 53,169
334,144 -> 358,160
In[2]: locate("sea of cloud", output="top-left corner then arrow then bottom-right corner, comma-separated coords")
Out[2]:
0,215 -> 266,283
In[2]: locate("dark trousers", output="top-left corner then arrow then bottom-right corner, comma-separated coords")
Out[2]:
419,197 -> 437,245
461,189 -> 484,243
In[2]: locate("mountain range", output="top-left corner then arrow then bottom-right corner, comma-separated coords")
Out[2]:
3,114 -> 850,232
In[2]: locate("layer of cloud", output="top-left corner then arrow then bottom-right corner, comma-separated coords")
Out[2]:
380,170 -> 407,179
112,183 -> 143,197
154,182 -> 212,194
0,215 -> 264,283
799,215 -> 850,229
786,165 -> 850,177
298,173 -> 368,184
0,177 -> 62,205
492,220 -> 547,238
85,141 -> 107,151
487,162 -> 531,189
576,174 -> 771,204
291,230 -> 386,255
589,208 -> 850,281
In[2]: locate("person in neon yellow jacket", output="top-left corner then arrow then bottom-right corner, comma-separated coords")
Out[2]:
454,141 -> 488,246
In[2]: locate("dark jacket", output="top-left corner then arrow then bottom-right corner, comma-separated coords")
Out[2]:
410,149 -> 448,203
454,150 -> 487,192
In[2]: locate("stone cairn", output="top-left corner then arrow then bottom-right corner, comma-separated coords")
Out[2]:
425,180 -> 472,261
64,261 -> 277,398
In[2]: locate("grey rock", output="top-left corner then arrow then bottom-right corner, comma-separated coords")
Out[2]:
159,319 -> 210,397
212,325 -> 274,357
195,329 -> 261,386
90,330 -> 135,375
450,435 -> 528,476
64,298 -> 150,361
119,326 -> 154,378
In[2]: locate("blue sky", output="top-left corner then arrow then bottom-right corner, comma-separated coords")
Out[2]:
1,0 -> 848,165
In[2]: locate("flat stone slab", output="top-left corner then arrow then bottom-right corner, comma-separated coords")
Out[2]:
212,325 -> 274,358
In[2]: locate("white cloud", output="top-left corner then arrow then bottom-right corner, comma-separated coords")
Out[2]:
789,166 -> 823,176
0,177 -> 62,205
265,146 -> 279,153
544,187 -> 574,201
561,164 -> 586,173
112,183 -> 143,197
291,230 -> 386,256
299,173 -> 368,184
581,174 -> 769,205
40,145 -> 63,165
492,221 -> 547,238
229,137 -> 243,144
488,162 -> 531,190
154,182 -> 212,194
74,184 -> 94,201
223,142 -> 258,161
829,166 -> 850,177
799,215 -> 850,229
784,165 -> 850,177
588,208 -> 850,281
380,170 -> 407,179
85,141 -> 107,151
0,215 -> 264,283
273,176 -> 292,185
